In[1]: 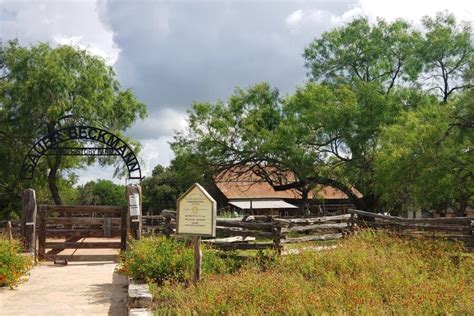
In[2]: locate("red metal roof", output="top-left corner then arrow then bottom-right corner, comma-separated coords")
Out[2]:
215,168 -> 361,200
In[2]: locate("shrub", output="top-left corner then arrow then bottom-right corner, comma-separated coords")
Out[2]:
118,236 -> 242,284
152,231 -> 474,314
0,237 -> 33,288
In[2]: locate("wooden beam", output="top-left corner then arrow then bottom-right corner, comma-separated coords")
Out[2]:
43,205 -> 122,214
103,217 -> 112,237
45,229 -> 121,238
282,222 -> 348,233
282,233 -> 343,244
45,242 -> 122,249
21,189 -> 37,255
46,217 -> 121,225
210,242 -> 275,250
38,206 -> 46,260
348,209 -> 472,224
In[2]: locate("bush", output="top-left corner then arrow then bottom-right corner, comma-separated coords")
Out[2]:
118,236 -> 242,284
152,231 -> 474,314
0,237 -> 33,288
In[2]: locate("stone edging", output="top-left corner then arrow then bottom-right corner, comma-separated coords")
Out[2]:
128,278 -> 153,315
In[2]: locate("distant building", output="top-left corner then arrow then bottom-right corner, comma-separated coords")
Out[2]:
209,168 -> 361,216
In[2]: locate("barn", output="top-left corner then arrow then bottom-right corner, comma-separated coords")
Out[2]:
210,169 -> 361,216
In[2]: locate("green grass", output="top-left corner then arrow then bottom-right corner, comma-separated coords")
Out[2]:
148,231 -> 474,314
0,237 -> 33,288
118,237 -> 245,284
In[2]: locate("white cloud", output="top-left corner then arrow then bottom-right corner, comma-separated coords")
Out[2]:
73,135 -> 174,185
286,9 -> 304,27
0,0 -> 118,64
288,0 -> 472,31
139,136 -> 175,174
53,35 -> 119,65
330,7 -> 365,26
126,108 -> 188,140
351,0 -> 472,23
285,9 -> 329,32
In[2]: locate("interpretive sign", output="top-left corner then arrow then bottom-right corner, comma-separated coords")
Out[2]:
177,183 -> 216,237
129,193 -> 141,216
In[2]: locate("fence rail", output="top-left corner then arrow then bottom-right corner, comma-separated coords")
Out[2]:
347,209 -> 474,250
143,211 -> 351,253
142,209 -> 474,252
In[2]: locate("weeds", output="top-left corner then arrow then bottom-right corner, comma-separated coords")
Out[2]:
0,237 -> 33,288
149,231 -> 474,314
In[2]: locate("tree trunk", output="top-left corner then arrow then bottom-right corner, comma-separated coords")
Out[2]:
354,193 -> 378,212
300,189 -> 309,216
456,198 -> 467,217
48,154 -> 63,205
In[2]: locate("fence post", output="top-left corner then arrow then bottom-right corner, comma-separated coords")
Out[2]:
126,184 -> 142,241
272,227 -> 282,255
7,221 -> 13,240
21,188 -> 37,256
120,206 -> 128,251
38,205 -> 46,260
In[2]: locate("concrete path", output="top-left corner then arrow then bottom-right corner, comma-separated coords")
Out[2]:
0,239 -> 128,316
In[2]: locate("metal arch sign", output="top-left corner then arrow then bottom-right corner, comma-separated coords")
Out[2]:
20,125 -> 142,180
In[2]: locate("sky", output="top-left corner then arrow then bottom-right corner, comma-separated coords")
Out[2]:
0,0 -> 472,185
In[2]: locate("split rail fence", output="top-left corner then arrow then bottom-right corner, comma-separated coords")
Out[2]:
142,209 -> 474,252
351,209 -> 474,250
1,208 -> 473,254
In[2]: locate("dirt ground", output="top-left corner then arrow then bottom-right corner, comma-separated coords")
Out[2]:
0,238 -> 128,316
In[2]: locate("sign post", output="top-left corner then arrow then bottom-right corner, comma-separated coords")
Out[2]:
176,183 -> 216,283
126,185 -> 142,241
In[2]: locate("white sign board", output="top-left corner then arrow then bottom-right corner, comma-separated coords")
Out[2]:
129,193 -> 141,216
176,183 -> 216,237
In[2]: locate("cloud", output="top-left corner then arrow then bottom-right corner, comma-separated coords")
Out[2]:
355,0 -> 472,23
3,0 -> 471,185
74,136 -> 175,185
286,9 -> 304,27
0,0 -> 118,64
126,108 -> 187,140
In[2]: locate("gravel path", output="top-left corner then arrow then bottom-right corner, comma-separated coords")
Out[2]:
0,239 -> 128,316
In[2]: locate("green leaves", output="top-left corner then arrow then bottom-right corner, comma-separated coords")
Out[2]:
374,95 -> 473,214
0,41 -> 147,212
304,17 -> 420,93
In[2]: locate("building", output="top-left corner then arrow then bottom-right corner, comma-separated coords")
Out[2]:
211,169 -> 361,216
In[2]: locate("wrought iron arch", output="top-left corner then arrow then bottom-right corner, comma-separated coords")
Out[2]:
20,125 -> 142,180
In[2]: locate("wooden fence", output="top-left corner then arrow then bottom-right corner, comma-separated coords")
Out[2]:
36,205 -> 125,259
348,209 -> 474,250
143,211 -> 352,252
142,209 -> 473,252
2,207 -> 472,254
0,220 -> 21,239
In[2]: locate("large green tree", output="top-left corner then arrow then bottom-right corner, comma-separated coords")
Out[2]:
141,157 -> 213,214
0,41 -> 146,212
75,179 -> 126,206
173,12 -> 472,213
374,90 -> 473,216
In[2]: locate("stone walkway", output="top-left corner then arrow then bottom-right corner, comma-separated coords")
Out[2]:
0,240 -> 128,316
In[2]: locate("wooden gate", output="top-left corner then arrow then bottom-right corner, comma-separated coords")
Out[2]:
37,205 -> 127,260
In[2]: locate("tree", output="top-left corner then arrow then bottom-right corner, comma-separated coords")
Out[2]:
172,81 -> 400,211
141,157 -> 213,214
418,12 -> 473,103
304,13 -> 473,101
142,165 -> 180,213
0,41 -> 146,209
173,12 -> 472,213
303,17 -> 420,94
374,94 -> 473,216
75,180 -> 126,206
